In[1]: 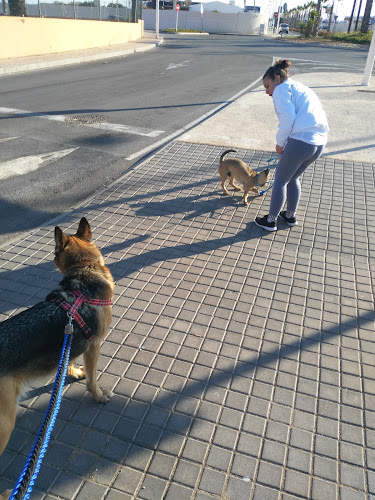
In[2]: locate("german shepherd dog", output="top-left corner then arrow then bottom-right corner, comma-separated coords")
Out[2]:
0,218 -> 114,494
218,149 -> 270,205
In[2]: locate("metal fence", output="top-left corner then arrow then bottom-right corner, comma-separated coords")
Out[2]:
0,0 -> 142,22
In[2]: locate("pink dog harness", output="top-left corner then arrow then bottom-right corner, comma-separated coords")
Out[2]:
51,289 -> 112,340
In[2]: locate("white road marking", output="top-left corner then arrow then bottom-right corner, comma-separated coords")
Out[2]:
0,107 -> 164,138
285,58 -> 363,69
166,60 -> 192,70
0,136 -> 18,143
0,148 -> 78,180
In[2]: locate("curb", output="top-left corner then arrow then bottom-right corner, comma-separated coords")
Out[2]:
0,39 -> 164,76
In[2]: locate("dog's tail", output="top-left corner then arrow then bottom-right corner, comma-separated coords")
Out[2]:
220,149 -> 237,163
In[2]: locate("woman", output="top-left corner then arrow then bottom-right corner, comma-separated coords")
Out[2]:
255,59 -> 329,231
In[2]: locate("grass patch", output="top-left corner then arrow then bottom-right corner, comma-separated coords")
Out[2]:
287,27 -> 372,45
319,30 -> 373,44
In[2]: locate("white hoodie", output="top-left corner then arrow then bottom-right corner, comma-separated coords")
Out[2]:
273,78 -> 329,148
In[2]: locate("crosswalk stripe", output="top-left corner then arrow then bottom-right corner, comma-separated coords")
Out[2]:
0,107 -> 164,138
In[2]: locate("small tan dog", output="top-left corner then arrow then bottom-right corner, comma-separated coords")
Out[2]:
218,149 -> 270,205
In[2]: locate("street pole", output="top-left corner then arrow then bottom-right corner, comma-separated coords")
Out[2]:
361,29 -> 375,85
155,0 -> 160,39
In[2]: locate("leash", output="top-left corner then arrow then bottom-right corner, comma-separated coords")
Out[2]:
254,155 -> 280,196
9,290 -> 112,500
9,331 -> 72,500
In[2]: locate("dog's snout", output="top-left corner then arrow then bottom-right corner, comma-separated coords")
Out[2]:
265,168 -> 270,175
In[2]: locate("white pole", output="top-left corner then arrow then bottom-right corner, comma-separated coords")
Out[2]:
175,8 -> 179,31
361,28 -> 375,86
155,0 -> 160,39
275,0 -> 282,32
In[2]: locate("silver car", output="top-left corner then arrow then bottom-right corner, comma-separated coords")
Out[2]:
279,23 -> 289,34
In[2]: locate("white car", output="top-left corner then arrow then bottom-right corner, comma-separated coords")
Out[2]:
279,23 -> 289,34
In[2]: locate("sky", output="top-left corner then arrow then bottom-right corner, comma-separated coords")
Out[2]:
240,0 -> 375,20
282,0 -> 374,19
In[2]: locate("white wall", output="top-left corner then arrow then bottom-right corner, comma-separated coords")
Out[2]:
142,9 -> 267,34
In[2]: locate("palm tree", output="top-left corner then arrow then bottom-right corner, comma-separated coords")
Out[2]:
361,0 -> 373,32
348,0 -> 357,31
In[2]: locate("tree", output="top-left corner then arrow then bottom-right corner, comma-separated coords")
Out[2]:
8,0 -> 26,15
361,0 -> 373,32
312,0 -> 323,35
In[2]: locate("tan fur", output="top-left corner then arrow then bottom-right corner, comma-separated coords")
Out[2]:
218,150 -> 270,205
0,218 -> 114,498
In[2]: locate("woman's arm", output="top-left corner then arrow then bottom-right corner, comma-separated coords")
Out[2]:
273,84 -> 296,148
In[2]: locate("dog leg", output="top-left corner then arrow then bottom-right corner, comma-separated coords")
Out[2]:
0,377 -> 19,456
83,340 -> 112,403
0,489 -> 12,500
228,177 -> 241,191
242,188 -> 251,205
219,175 -> 230,195
67,362 -> 85,380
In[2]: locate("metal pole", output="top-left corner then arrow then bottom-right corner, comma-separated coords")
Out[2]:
361,29 -> 375,85
155,0 -> 160,39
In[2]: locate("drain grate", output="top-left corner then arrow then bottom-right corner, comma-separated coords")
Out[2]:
65,114 -> 106,125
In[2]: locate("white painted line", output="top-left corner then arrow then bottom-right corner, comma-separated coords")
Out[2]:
0,107 -> 164,138
0,148 -> 78,180
0,136 -> 18,143
85,121 -> 164,137
166,60 -> 192,70
285,58 -> 363,68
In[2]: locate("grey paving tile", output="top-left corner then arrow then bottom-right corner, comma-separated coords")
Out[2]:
1,144 -> 374,499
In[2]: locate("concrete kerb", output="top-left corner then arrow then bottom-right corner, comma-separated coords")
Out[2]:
0,37 -> 164,76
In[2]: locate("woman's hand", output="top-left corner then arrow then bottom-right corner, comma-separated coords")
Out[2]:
276,145 -> 283,155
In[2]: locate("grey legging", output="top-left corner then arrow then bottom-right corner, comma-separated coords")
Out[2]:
269,138 -> 324,217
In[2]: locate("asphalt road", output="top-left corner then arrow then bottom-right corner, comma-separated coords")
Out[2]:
0,34 -> 369,246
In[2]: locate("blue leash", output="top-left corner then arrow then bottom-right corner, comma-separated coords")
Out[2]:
10,332 -> 73,500
255,155 -> 280,196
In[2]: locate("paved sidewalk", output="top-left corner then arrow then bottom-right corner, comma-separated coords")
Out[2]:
0,31 -> 163,75
0,38 -> 375,500
1,140 -> 374,499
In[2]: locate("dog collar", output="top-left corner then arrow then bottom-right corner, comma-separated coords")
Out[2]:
254,172 -> 267,187
51,289 -> 112,340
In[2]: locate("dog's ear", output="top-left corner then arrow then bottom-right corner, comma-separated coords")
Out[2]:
76,217 -> 92,242
55,226 -> 69,249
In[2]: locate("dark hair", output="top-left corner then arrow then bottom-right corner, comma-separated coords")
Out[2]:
263,59 -> 291,82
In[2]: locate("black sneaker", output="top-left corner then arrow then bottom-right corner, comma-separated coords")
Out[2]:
255,215 -> 277,232
279,211 -> 298,226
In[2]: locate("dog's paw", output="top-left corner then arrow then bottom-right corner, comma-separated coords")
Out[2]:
93,388 -> 113,403
68,364 -> 85,379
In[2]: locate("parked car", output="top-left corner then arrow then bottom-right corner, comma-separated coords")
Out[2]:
279,23 -> 289,34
